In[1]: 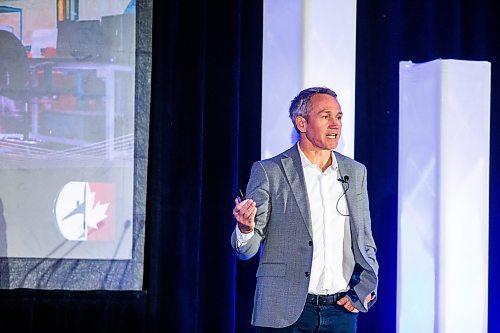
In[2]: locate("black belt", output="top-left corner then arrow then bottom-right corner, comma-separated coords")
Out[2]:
306,293 -> 345,306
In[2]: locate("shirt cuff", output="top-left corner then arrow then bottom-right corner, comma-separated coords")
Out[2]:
235,225 -> 254,245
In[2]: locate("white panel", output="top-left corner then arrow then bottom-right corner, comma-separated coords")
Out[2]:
398,60 -> 441,333
438,60 -> 490,333
398,59 -> 490,333
302,0 -> 356,156
262,0 -> 357,159
262,0 -> 303,159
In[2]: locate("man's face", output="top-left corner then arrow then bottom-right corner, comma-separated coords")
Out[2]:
296,93 -> 342,150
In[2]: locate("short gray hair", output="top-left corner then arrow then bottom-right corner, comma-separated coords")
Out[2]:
289,87 -> 337,132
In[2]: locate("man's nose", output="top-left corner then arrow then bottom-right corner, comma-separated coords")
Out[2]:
329,118 -> 340,127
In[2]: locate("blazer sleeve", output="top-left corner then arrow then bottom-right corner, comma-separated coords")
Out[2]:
231,161 -> 271,260
361,164 -> 379,276
354,164 -> 379,311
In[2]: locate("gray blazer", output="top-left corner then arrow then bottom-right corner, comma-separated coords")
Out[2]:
231,144 -> 379,328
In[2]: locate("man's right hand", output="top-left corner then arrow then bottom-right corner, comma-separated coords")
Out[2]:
233,197 -> 256,233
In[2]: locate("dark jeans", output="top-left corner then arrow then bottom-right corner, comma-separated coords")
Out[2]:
255,301 -> 358,333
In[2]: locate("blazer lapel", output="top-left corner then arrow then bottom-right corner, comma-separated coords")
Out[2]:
335,152 -> 358,233
281,145 -> 313,238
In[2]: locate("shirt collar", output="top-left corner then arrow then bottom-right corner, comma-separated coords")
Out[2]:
297,143 -> 338,172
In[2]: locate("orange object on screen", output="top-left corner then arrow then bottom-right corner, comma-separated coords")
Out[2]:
42,47 -> 57,58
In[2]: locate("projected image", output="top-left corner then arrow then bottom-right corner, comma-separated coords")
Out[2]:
0,0 -> 134,161
0,0 -> 137,286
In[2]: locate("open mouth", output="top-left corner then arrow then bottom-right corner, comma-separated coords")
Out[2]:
326,134 -> 338,139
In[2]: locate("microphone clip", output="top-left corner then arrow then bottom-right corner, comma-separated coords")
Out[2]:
337,175 -> 349,183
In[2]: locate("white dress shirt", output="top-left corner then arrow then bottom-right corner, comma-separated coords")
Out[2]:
297,145 -> 351,295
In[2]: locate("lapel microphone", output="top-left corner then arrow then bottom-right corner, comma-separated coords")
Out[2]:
337,175 -> 349,183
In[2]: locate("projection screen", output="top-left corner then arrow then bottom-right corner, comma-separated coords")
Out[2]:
0,0 -> 144,290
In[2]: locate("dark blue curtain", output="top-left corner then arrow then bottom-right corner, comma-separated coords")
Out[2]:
146,1 -> 262,332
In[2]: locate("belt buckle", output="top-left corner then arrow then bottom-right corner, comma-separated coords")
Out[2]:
317,295 -> 327,306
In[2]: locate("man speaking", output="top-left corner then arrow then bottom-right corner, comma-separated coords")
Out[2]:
231,87 -> 379,332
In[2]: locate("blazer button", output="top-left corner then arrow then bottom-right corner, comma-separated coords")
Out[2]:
305,272 -> 310,277
308,241 -> 313,246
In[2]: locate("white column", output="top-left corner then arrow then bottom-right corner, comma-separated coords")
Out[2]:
398,59 -> 490,333
302,0 -> 356,156
262,0 -> 357,159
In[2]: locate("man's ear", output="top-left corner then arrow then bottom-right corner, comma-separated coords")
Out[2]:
295,116 -> 307,133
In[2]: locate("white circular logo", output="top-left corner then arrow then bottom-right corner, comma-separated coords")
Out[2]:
54,181 -> 110,241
